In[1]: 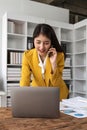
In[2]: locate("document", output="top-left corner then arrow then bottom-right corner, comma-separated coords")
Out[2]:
60,96 -> 87,118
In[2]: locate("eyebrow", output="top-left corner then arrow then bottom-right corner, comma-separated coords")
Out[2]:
36,40 -> 50,42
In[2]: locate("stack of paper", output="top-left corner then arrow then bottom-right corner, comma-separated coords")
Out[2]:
60,96 -> 87,118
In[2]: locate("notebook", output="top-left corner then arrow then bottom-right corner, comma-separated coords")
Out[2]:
11,87 -> 60,118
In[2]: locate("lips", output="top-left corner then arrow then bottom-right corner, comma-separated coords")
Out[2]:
38,50 -> 45,53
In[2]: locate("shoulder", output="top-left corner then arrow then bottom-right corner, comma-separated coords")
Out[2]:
56,52 -> 64,66
57,52 -> 64,59
22,48 -> 37,63
57,52 -> 64,63
23,48 -> 35,59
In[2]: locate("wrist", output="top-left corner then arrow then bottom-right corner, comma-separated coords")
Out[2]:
51,63 -> 57,74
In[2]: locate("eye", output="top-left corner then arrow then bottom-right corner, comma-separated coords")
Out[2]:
36,41 -> 41,44
44,42 -> 50,45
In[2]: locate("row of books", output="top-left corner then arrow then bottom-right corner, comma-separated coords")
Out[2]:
62,76 -> 71,80
62,69 -> 71,80
7,97 -> 11,107
7,83 -> 20,107
27,37 -> 33,50
8,52 -> 23,64
61,42 -> 71,53
65,58 -> 71,67
7,67 -> 21,72
7,76 -> 20,81
7,68 -> 71,80
7,68 -> 21,81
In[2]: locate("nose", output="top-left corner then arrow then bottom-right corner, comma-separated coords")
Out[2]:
40,42 -> 44,50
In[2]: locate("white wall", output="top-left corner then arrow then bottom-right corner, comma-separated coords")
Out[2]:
0,0 -> 69,85
0,0 -> 69,22
22,0 -> 69,22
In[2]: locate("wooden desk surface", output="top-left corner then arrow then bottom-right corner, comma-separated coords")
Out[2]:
0,107 -> 87,130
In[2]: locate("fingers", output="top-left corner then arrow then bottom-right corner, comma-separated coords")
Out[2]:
49,47 -> 56,52
48,47 -> 57,55
47,48 -> 57,57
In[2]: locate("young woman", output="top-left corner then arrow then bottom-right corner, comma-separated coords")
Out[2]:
20,23 -> 68,100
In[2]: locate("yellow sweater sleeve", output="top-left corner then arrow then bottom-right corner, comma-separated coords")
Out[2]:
20,52 -> 31,86
49,53 -> 69,100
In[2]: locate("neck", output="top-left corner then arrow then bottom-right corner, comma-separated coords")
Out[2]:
40,55 -> 45,63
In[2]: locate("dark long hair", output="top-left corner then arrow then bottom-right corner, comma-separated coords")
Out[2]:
33,23 -> 65,58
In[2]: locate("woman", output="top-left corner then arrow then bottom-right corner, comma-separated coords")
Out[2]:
20,23 -> 68,100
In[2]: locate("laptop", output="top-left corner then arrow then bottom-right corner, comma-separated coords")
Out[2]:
11,87 -> 60,118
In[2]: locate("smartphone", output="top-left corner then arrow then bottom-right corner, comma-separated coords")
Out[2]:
48,46 -> 53,57
48,51 -> 53,57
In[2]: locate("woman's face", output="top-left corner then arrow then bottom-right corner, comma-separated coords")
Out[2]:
34,34 -> 51,58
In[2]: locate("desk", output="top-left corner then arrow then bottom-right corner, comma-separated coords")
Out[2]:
0,108 -> 87,130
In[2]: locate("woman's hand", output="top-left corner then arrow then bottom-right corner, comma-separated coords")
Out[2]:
48,47 -> 57,73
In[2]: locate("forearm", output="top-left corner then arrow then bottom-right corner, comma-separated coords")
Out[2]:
51,62 -> 57,74
20,64 -> 31,86
20,52 -> 31,86
20,75 -> 30,86
50,67 -> 62,86
49,67 -> 68,100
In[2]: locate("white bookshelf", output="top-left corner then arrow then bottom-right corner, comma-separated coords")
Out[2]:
2,13 -> 74,106
73,20 -> 87,97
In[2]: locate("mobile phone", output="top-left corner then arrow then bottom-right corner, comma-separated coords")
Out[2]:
48,46 -> 53,57
48,51 -> 53,57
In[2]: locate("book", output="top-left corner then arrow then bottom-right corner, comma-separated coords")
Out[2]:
27,37 -> 33,50
8,21 -> 15,33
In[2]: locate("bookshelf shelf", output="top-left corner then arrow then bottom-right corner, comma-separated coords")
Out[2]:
7,48 -> 25,52
66,53 -> 72,55
74,52 -> 86,55
75,38 -> 86,42
61,40 -> 72,43
7,63 -> 22,66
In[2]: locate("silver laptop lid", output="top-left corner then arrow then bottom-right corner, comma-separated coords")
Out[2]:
11,87 -> 60,118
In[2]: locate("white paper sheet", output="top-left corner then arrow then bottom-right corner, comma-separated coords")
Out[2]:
60,96 -> 87,118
